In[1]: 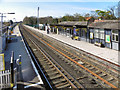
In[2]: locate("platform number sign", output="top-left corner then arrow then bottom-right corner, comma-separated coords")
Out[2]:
90,33 -> 93,39
0,54 -> 5,71
105,35 -> 110,43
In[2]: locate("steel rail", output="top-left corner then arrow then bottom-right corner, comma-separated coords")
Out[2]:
19,25 -> 53,90
20,25 -> 84,89
25,27 -> 118,88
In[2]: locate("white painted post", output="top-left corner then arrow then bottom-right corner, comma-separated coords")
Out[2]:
57,28 -> 58,35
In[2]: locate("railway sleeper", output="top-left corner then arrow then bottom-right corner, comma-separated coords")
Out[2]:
89,79 -> 97,84
42,58 -> 47,61
94,70 -> 101,73
85,64 -> 91,68
53,78 -> 66,85
74,58 -> 80,61
66,62 -> 71,65
99,73 -> 107,77
38,58 -> 45,61
49,74 -> 62,80
43,65 -> 49,69
45,68 -> 56,72
47,71 -> 59,76
88,66 -> 95,70
55,82 -> 70,89
49,65 -> 54,68
96,71 -> 102,75
78,61 -> 84,65
67,54 -> 73,57
107,77 -> 114,82
71,57 -> 76,59
47,62 -> 52,65
94,84 -> 102,88
102,75 -> 111,81
44,60 -> 49,63
77,75 -> 88,80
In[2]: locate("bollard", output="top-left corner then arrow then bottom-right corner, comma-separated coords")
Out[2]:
19,55 -> 21,65
17,55 -> 24,90
10,51 -> 14,88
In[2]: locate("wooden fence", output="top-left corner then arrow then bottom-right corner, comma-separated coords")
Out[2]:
0,70 -> 11,89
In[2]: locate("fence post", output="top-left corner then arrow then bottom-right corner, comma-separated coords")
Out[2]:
10,51 -> 14,88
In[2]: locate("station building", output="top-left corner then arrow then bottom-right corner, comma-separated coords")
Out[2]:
50,19 -> 120,51
88,20 -> 120,50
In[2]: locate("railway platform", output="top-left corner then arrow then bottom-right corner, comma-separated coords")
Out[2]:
24,25 -> 119,66
4,25 -> 44,89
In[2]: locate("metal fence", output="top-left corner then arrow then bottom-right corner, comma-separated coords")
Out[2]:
0,70 -> 11,89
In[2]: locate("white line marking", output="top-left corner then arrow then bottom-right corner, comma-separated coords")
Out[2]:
18,25 -> 43,84
24,82 -> 42,88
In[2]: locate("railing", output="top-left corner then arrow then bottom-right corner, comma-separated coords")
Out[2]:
0,26 -> 8,36
0,70 -> 11,89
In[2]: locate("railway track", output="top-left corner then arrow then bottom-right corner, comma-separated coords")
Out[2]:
30,27 -> 120,88
20,24 -> 119,89
19,24 -> 84,89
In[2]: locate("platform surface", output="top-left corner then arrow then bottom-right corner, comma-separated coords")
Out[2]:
4,25 -> 44,89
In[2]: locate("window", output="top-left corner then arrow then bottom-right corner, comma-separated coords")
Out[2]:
112,30 -> 118,42
116,35 -> 118,41
112,34 -> 115,41
100,33 -> 104,39
94,29 -> 99,38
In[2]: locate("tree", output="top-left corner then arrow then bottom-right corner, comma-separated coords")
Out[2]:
84,13 -> 90,18
95,9 -> 117,20
74,13 -> 85,21
107,6 -> 116,19
62,14 -> 74,21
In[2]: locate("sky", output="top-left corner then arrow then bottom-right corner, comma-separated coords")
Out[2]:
0,0 -> 119,22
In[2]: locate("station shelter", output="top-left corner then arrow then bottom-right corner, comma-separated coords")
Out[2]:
51,21 -> 89,41
50,20 -> 120,51
88,20 -> 120,50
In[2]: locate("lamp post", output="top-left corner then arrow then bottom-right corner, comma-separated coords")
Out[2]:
37,7 -> 39,29
0,12 -> 15,53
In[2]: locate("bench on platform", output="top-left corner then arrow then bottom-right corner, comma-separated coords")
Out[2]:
94,42 -> 101,47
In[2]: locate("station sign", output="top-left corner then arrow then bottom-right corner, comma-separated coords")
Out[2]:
90,33 -> 94,39
105,35 -> 110,43
0,54 -> 5,71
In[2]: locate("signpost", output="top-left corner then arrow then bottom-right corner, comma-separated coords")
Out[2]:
0,54 -> 5,71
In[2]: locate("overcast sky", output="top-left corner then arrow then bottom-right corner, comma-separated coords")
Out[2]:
0,0 -> 118,22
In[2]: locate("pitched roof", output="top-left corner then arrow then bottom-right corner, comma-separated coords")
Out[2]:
58,21 -> 87,26
88,20 -> 120,30
85,17 -> 92,20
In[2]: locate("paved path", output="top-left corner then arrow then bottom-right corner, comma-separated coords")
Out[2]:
4,25 -> 44,89
24,25 -> 119,65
